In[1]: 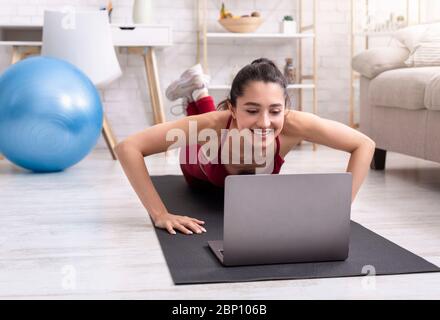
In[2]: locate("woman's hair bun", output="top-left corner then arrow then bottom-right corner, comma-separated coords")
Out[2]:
251,58 -> 277,69
216,57 -> 291,111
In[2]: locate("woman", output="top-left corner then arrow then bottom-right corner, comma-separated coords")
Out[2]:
115,58 -> 376,236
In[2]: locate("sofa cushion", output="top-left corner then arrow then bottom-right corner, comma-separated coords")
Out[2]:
405,35 -> 440,67
369,67 -> 440,110
394,23 -> 440,53
352,47 -> 410,79
425,73 -> 440,111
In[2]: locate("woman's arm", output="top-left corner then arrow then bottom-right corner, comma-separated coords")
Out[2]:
285,111 -> 376,203
115,111 -> 224,234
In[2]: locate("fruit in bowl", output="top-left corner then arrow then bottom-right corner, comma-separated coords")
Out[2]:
218,16 -> 263,33
219,3 -> 263,33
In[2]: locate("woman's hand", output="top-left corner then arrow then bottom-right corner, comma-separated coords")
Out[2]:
154,212 -> 206,235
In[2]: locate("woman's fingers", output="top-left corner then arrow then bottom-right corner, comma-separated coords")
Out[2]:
174,223 -> 193,235
178,219 -> 201,234
191,219 -> 206,232
165,222 -> 176,235
173,220 -> 206,235
184,221 -> 205,234
181,218 -> 206,234
191,218 -> 205,225
163,215 -> 207,235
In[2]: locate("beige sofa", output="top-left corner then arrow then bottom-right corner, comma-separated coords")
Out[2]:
353,24 -> 440,170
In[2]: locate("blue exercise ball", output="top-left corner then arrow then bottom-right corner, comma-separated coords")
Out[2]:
0,56 -> 103,172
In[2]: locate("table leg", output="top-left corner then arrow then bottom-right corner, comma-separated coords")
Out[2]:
143,47 -> 166,125
102,114 -> 118,160
11,46 -> 22,64
1,47 -> 22,161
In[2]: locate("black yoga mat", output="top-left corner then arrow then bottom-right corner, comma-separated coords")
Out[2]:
151,175 -> 440,285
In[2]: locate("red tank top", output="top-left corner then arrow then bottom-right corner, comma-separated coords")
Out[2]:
180,115 -> 285,188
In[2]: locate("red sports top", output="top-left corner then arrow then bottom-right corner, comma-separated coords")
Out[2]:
180,115 -> 285,187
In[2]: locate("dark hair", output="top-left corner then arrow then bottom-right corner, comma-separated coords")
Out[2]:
217,58 -> 291,113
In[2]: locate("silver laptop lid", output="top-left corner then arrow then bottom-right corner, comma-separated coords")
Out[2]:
223,173 -> 352,266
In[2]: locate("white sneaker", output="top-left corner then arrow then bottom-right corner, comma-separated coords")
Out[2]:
179,64 -> 204,79
169,97 -> 191,116
166,64 -> 210,101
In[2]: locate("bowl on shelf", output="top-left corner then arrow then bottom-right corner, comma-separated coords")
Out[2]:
218,17 -> 263,33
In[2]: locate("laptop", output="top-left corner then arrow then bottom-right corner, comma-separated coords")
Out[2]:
208,173 -> 353,266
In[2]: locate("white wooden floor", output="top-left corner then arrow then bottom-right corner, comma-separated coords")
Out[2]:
1,143 -> 440,299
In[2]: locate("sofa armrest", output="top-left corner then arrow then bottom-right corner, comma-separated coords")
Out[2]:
352,47 -> 410,79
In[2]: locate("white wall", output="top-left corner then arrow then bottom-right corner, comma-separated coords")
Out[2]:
3,0 -> 435,149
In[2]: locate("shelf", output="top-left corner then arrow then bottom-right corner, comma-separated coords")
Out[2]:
209,84 -> 315,90
0,41 -> 42,46
354,31 -> 396,37
207,32 -> 314,40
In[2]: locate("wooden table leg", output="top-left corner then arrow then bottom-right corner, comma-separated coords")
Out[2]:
143,47 -> 166,125
102,114 -> 118,160
143,47 -> 173,158
11,46 -> 22,64
1,46 -> 22,161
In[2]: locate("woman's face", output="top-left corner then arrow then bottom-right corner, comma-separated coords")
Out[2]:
232,81 -> 286,146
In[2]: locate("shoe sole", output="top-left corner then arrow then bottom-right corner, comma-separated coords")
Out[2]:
166,74 -> 208,101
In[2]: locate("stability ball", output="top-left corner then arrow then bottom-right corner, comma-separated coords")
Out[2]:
0,56 -> 103,172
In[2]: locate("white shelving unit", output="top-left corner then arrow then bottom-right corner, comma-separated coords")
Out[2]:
197,0 -> 318,150
206,32 -> 315,40
208,83 -> 315,90
353,31 -> 396,37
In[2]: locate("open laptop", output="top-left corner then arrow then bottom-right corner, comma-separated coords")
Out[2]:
208,173 -> 353,266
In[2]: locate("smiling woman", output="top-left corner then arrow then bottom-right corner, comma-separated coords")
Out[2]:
115,58 -> 376,236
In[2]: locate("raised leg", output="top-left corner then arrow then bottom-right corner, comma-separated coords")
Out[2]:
370,148 -> 387,170
186,101 -> 198,116
194,96 -> 216,114
184,95 -> 215,117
